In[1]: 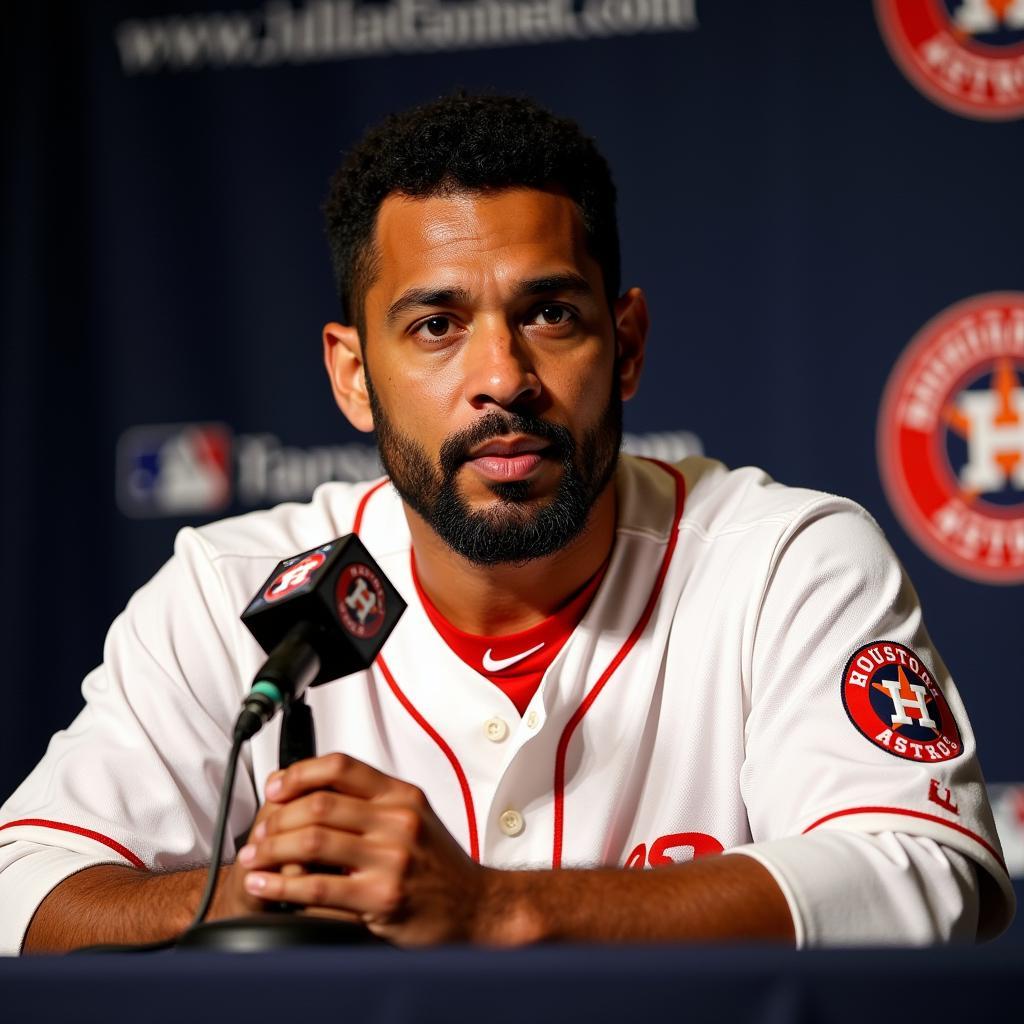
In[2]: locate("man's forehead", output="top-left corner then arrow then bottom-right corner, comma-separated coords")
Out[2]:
368,187 -> 595,299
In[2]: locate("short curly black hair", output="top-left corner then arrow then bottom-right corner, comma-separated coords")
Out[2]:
324,93 -> 620,328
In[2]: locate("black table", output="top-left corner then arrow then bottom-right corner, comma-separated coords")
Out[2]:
3,939 -> 1022,1024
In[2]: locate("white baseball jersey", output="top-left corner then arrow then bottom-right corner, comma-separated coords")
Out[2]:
0,455 -> 1014,951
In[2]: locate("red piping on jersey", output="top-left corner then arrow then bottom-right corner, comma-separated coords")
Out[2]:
552,459 -> 687,868
352,477 -> 481,862
375,655 -> 480,862
803,806 -> 1006,870
0,819 -> 145,869
352,478 -> 390,535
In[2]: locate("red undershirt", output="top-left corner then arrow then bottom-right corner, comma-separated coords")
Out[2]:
411,553 -> 610,716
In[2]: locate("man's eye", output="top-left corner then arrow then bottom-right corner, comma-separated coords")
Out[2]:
533,305 -> 572,326
416,316 -> 452,338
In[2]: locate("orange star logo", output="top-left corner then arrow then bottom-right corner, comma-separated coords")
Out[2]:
872,666 -> 940,736
942,359 -> 1024,504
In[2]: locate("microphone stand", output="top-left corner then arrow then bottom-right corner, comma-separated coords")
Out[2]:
177,694 -> 384,950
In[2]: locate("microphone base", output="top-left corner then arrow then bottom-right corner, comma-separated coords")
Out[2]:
177,914 -> 386,951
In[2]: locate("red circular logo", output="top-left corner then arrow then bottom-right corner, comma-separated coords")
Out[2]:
336,563 -> 387,639
842,641 -> 963,762
875,0 -> 1024,120
878,292 -> 1024,585
264,552 -> 327,602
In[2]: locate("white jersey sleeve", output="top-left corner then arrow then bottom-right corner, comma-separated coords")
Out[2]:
0,527 -> 260,954
731,831 -> 979,945
732,498 -> 1014,940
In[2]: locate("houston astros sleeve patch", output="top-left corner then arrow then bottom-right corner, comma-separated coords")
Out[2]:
841,641 -> 963,763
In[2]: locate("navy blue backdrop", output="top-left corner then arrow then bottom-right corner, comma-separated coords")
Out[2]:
3,1 -> 1022,872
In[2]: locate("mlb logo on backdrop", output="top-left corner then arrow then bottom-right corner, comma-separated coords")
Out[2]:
878,293 -> 1024,584
875,0 -> 1024,120
117,422 -> 232,517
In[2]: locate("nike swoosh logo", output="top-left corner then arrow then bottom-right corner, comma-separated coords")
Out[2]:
482,642 -> 545,672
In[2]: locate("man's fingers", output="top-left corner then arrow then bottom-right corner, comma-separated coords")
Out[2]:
258,791 -> 423,845
247,799 -> 280,834
243,867 -> 399,917
240,825 -> 372,873
264,752 -> 407,803
259,791 -> 372,839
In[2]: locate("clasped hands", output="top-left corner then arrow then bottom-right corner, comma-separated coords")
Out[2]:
219,752 -> 490,946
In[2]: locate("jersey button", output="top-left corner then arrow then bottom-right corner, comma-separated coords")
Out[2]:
484,717 -> 509,742
499,809 -> 524,837
525,710 -> 539,729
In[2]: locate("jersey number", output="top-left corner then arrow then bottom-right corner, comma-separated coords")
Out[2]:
625,832 -> 724,868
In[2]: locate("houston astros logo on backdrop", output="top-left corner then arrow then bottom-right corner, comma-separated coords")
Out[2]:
878,292 -> 1024,585
842,642 -> 962,762
336,564 -> 387,639
875,0 -> 1024,120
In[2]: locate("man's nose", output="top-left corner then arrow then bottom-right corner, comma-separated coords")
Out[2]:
462,318 -> 542,410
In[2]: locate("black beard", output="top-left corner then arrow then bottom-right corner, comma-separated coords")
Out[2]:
365,372 -> 622,566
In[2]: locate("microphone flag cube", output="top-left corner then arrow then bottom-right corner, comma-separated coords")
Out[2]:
241,534 -> 406,686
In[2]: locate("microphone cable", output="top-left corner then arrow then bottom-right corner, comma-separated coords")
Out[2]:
189,728 -> 245,929
68,730 -> 246,954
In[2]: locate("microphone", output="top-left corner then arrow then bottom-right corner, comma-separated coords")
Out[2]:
234,534 -> 406,741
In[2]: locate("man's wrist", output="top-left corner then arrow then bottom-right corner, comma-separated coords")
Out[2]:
471,867 -> 548,947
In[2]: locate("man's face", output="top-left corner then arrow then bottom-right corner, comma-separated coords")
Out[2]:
358,188 -> 628,565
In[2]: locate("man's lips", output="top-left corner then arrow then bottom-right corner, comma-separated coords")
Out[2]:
468,435 -> 552,458
465,436 -> 554,482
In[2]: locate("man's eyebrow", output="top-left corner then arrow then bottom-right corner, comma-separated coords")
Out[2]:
384,287 -> 473,326
515,273 -> 593,299
384,275 -> 593,326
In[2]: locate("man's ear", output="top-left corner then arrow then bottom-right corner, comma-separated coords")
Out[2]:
614,287 -> 648,402
323,322 -> 374,433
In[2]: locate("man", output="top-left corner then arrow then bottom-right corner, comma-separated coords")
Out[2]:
0,94 -> 1014,952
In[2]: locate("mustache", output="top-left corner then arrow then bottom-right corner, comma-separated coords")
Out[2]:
438,411 -> 574,478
